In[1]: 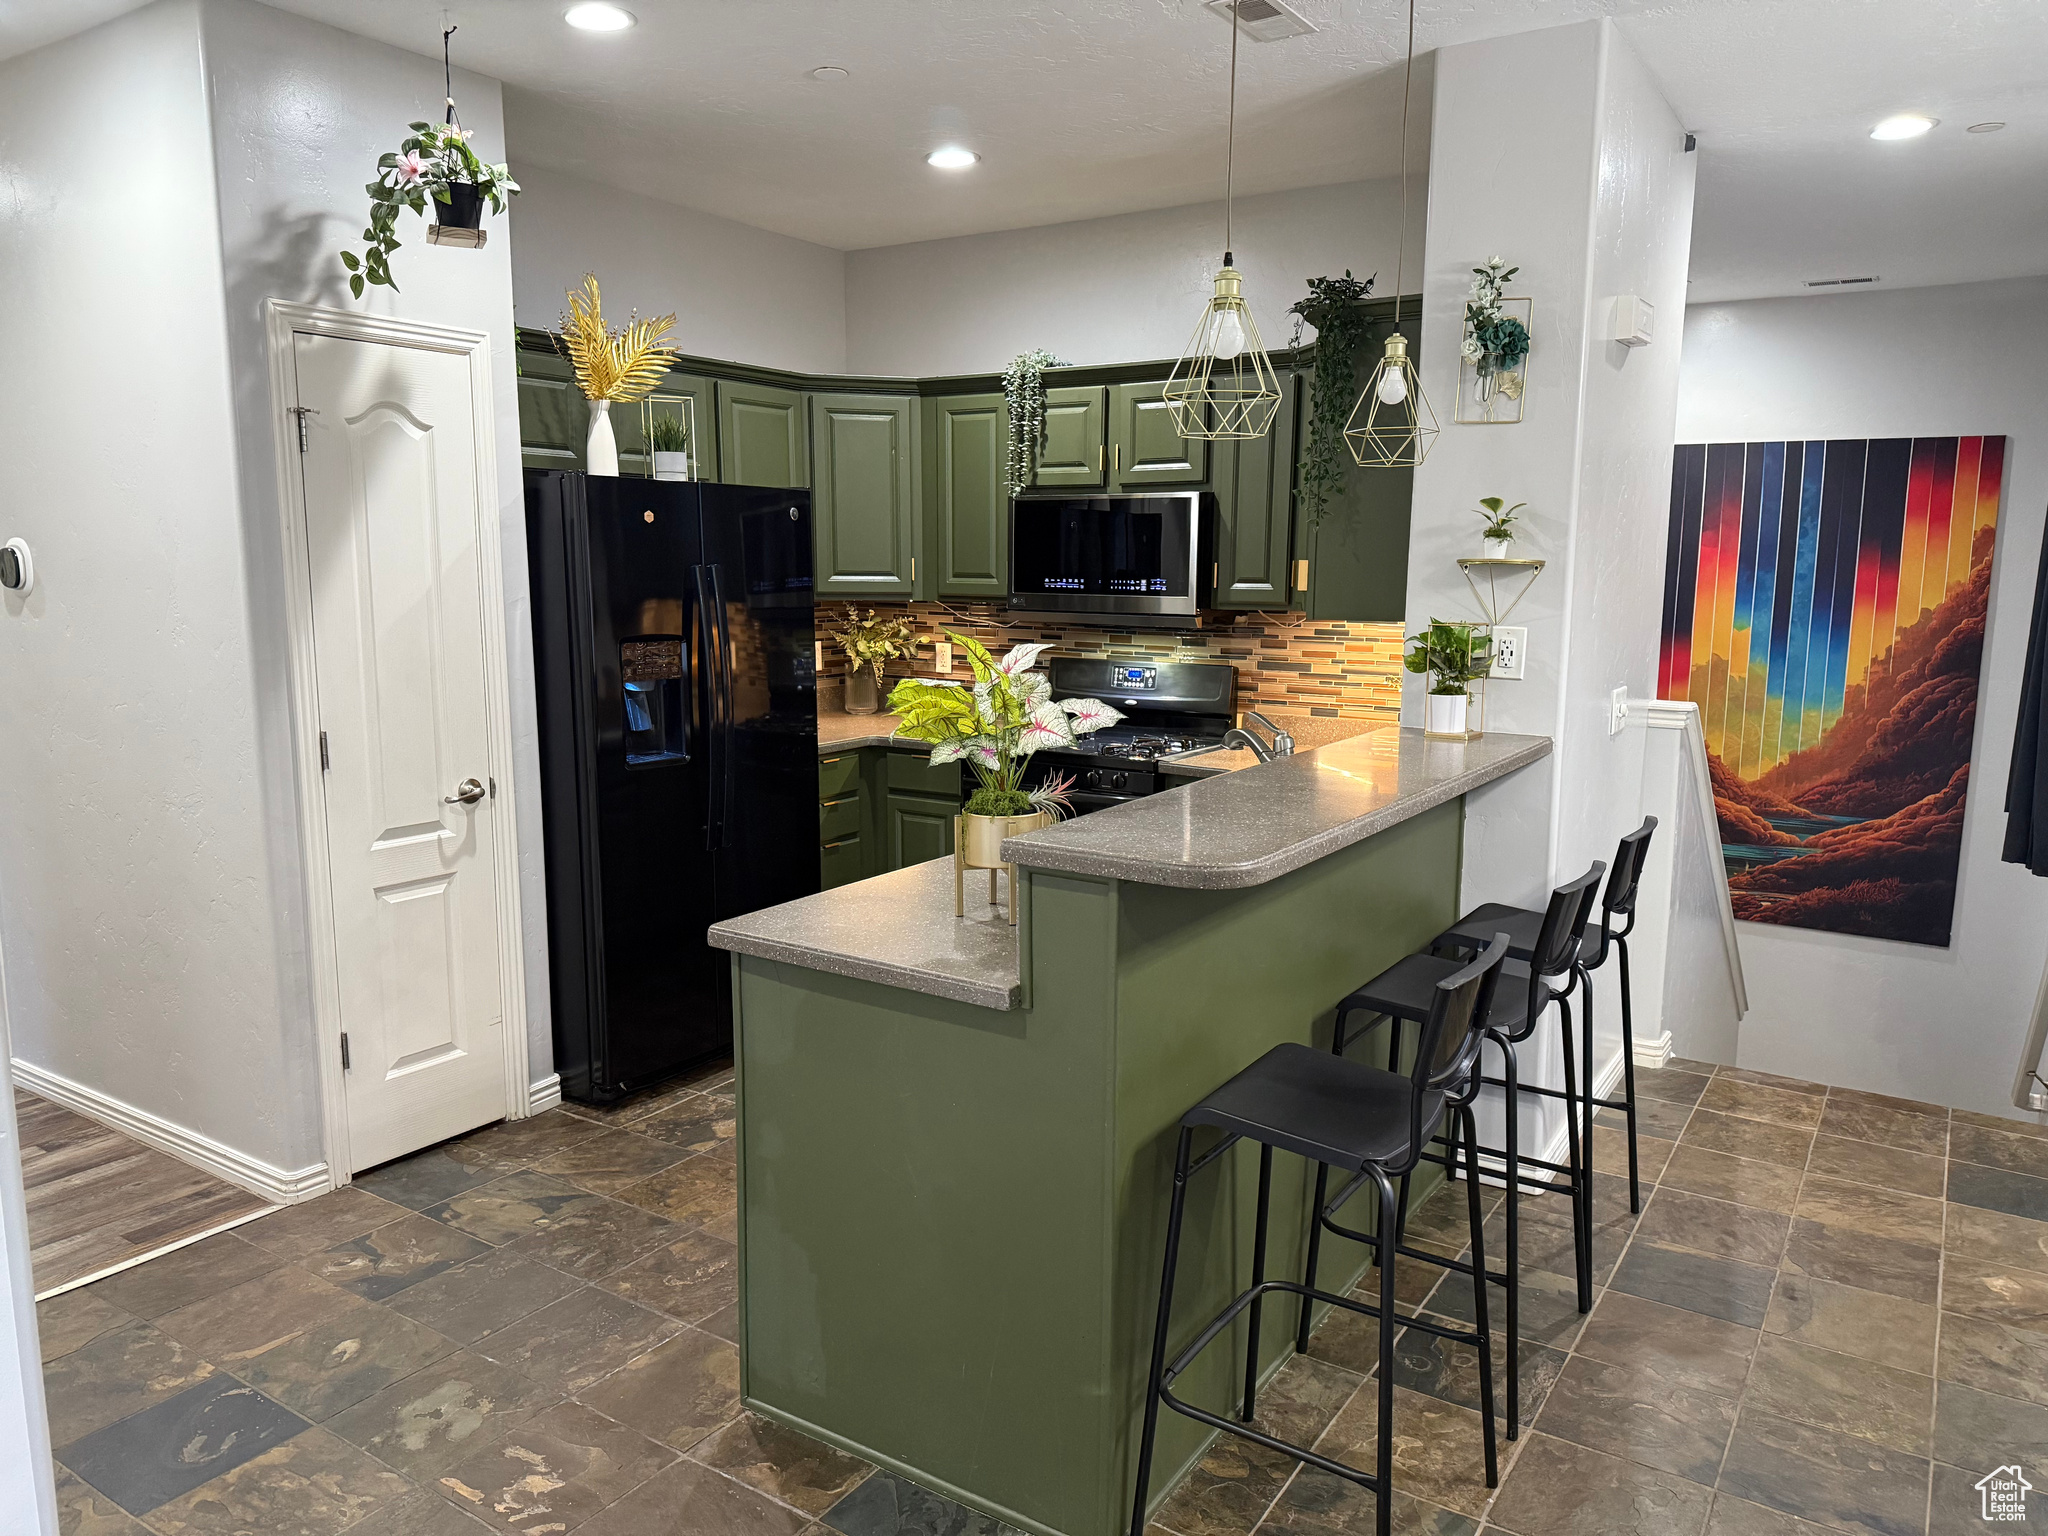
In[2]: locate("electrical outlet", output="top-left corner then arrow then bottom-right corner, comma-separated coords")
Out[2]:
1608,685 -> 1630,736
1488,626 -> 1527,680
936,641 -> 953,674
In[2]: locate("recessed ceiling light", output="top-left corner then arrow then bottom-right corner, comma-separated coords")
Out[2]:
810,66 -> 849,81
564,3 -> 636,32
1967,121 -> 2007,133
1870,114 -> 1937,140
926,146 -> 979,170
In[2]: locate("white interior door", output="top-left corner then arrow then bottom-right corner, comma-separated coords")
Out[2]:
294,331 -> 510,1173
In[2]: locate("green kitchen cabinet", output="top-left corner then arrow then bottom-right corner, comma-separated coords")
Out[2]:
812,394 -> 917,599
718,380 -> 810,488
818,749 -> 871,889
1031,385 -> 1107,489
516,350 -> 587,472
882,751 -> 960,872
1108,380 -> 1207,488
1212,371 -> 1300,610
1293,304 -> 1420,622
926,392 -> 1009,599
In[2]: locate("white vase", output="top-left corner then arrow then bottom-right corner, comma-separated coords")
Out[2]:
1425,691 -> 1469,737
586,399 -> 618,477
652,451 -> 690,482
1483,537 -> 1513,561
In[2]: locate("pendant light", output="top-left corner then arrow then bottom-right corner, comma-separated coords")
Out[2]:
1345,0 -> 1438,468
1164,4 -> 1282,441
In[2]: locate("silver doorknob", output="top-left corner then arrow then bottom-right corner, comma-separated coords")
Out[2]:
444,777 -> 486,806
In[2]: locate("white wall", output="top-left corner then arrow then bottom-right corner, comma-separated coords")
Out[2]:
509,166 -> 849,376
844,176 -> 1427,377
1677,277 -> 2048,1116
0,0 -> 311,1168
0,931 -> 58,1535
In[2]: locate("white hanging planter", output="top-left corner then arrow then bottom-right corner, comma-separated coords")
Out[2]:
652,451 -> 691,482
585,400 -> 618,476
1425,691 -> 1470,739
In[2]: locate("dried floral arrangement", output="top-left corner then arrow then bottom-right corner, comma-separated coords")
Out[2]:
557,275 -> 679,402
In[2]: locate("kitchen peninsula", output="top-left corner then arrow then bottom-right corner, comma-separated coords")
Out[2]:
709,726 -> 1551,1536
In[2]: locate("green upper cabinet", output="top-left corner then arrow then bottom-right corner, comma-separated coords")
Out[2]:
1293,304 -> 1419,622
516,350 -> 586,473
642,373 -> 719,484
1213,372 -> 1300,610
926,392 -> 1009,599
718,380 -> 810,488
1031,385 -> 1106,489
812,393 -> 917,600
1109,380 -> 1208,488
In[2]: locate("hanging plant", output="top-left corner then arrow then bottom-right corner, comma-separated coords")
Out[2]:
1288,271 -> 1376,524
1462,257 -> 1530,392
1002,349 -> 1069,497
340,122 -> 519,295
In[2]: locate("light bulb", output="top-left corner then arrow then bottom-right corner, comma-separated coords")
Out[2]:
564,3 -> 636,30
1375,367 -> 1409,407
1209,307 -> 1246,362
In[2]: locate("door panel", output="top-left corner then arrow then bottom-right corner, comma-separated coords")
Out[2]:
1214,372 -> 1299,609
888,792 -> 958,870
718,381 -> 810,488
931,393 -> 1008,598
812,394 -> 915,598
295,332 -> 508,1172
1032,385 -> 1106,489
1110,381 -> 1207,487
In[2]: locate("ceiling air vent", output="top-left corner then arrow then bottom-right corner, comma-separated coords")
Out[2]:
1203,0 -> 1317,42
1804,275 -> 1879,288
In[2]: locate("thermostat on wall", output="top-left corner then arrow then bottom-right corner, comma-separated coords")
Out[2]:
1609,295 -> 1656,347
0,538 -> 32,597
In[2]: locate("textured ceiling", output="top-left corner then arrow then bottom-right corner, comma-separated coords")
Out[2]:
4,0 -> 2043,297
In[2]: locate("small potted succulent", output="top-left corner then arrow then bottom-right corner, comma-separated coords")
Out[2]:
830,609 -> 920,714
1406,620 -> 1493,739
649,413 -> 692,482
1476,497 -> 1525,559
340,120 -> 519,296
889,634 -> 1120,914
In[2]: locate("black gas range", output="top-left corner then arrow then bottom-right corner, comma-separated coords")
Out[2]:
1025,657 -> 1236,813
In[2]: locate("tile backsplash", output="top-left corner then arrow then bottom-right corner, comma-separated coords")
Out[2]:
817,601 -> 1405,724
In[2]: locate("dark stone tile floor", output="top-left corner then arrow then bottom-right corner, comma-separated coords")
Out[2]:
38,1055 -> 2048,1536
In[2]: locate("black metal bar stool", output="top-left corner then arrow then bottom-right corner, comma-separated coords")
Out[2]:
1437,819 -> 1658,1217
1128,935 -> 1511,1536
1306,866 -> 1602,1439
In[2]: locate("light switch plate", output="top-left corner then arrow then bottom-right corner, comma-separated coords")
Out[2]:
1608,685 -> 1630,736
1488,626 -> 1527,680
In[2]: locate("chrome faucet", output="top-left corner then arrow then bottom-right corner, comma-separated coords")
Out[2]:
1220,711 -> 1295,763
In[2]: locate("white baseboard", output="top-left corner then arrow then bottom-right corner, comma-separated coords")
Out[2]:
1633,1031 -> 1673,1070
12,1059 -> 328,1205
527,1073 -> 562,1115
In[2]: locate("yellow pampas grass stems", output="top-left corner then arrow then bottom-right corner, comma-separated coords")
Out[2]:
558,274 -> 679,402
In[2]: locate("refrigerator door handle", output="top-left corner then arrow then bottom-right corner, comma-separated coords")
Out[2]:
694,563 -> 732,849
709,561 -> 735,847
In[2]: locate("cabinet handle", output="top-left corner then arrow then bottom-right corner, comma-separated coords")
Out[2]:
822,756 -> 843,765
1113,444 -> 1120,476
1294,559 -> 1310,590
910,556 -> 916,580
824,839 -> 851,850
1097,445 -> 1104,474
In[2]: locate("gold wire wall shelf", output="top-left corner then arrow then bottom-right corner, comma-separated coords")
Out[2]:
1455,556 -> 1544,735
1455,297 -> 1532,425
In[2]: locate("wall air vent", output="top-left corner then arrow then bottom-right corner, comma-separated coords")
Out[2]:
1804,276 -> 1879,288
1203,0 -> 1317,42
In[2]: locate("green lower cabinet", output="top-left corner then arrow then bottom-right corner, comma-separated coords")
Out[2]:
886,791 -> 957,867
819,748 -> 962,885
927,393 -> 1009,599
813,394 -> 917,599
1212,372 -> 1299,609
820,833 -> 866,889
719,379 -> 810,488
1109,380 -> 1206,488
1032,385 -> 1107,489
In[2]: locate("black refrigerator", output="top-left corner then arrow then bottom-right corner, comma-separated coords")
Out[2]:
525,471 -> 819,1105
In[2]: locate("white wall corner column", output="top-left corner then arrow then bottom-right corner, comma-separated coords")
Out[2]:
1409,18 -> 1698,1152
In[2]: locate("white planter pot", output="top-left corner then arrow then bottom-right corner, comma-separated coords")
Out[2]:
652,451 -> 691,482
1425,692 -> 1469,737
1482,537 -> 1513,561
586,399 -> 618,477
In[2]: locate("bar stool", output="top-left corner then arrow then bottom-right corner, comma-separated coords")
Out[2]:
1128,935 -> 1512,1536
1307,865 -> 1603,1439
1436,819 -> 1658,1214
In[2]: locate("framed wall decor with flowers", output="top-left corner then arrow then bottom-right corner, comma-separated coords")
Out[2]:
1456,257 -> 1531,424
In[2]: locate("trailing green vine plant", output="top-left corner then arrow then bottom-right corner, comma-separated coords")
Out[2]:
1002,349 -> 1069,497
1287,271 -> 1376,525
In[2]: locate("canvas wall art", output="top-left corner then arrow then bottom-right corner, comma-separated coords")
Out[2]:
1658,435 -> 2004,946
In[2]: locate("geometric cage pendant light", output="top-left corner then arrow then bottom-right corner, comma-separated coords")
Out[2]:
1164,4 -> 1281,441
1344,0 -> 1438,468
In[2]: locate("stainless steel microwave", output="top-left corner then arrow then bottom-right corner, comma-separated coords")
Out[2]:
1008,492 -> 1211,621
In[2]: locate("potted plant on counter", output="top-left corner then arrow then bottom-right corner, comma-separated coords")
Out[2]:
830,609 -> 920,714
1406,620 -> 1492,739
1476,497 -> 1525,559
888,634 -> 1121,919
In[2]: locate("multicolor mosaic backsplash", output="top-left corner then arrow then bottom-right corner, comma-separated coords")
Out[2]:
817,601 -> 1406,724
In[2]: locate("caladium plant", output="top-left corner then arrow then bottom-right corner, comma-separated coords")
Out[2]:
887,632 -> 1122,817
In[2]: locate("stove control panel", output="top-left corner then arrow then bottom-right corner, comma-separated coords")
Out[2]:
1112,665 -> 1157,692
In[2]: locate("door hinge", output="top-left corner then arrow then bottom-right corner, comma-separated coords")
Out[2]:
319,730 -> 330,771
289,405 -> 318,453
340,1032 -> 351,1070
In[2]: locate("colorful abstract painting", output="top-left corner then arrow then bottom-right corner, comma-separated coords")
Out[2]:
1658,436 -> 2004,946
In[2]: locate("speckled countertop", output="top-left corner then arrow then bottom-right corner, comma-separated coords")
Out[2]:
1003,727 -> 1551,890
817,712 -> 905,752
708,855 -> 1020,1011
